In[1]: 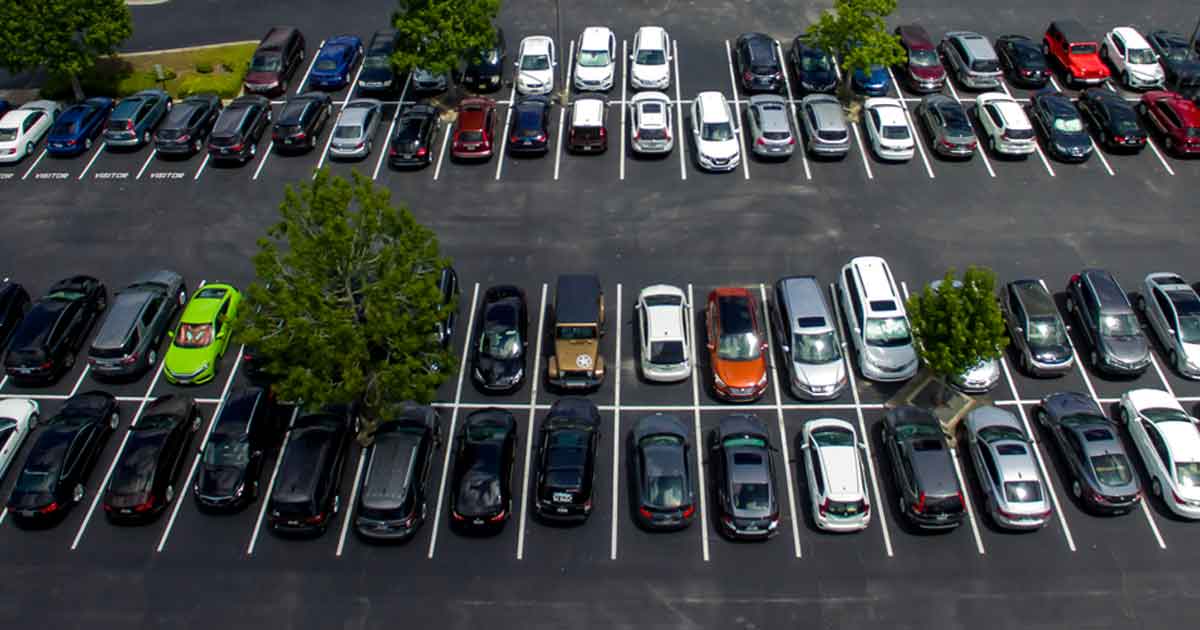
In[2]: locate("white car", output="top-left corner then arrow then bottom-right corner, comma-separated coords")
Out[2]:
636,285 -> 690,382
1120,389 -> 1200,519
0,399 -> 39,482
691,91 -> 740,171
574,27 -> 616,91
629,91 -> 673,154
1104,27 -> 1164,90
862,98 -> 914,161
1138,272 -> 1200,379
630,26 -> 672,90
0,100 -> 60,164
975,93 -> 1036,157
801,418 -> 871,532
515,35 -> 556,96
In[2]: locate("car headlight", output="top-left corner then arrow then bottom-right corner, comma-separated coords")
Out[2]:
757,373 -> 768,387
233,483 -> 245,498
261,80 -> 279,89
713,373 -> 726,387
490,75 -> 499,84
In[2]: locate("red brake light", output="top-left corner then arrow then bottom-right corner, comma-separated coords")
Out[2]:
956,491 -> 965,508
913,492 -> 926,514
416,146 -> 427,157
681,505 -> 695,519
304,511 -> 328,525
230,143 -> 244,152
176,134 -> 189,143
743,71 -> 752,81
40,501 -> 59,514
120,353 -> 138,366
126,120 -> 134,130
639,506 -> 653,519
1069,273 -> 1081,285
133,497 -> 155,512
451,511 -> 465,522
1113,136 -> 1125,143
818,498 -> 829,516
599,127 -> 605,138
242,353 -> 254,362
39,361 -> 53,370
755,137 -> 765,146
1172,489 -> 1187,505
488,509 -> 507,522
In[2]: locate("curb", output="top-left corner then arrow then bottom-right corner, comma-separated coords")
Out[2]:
126,0 -> 172,6
121,40 -> 259,57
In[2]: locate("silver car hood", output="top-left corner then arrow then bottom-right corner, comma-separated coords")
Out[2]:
865,344 -> 917,371
792,359 -> 845,388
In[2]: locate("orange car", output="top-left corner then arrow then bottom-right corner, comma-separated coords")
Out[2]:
706,288 -> 768,402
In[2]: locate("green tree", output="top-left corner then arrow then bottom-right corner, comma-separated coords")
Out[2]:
0,0 -> 133,100
905,267 -> 1009,381
236,169 -> 455,442
391,0 -> 500,77
804,0 -> 906,97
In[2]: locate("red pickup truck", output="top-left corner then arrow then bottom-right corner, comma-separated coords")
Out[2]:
1043,20 -> 1110,87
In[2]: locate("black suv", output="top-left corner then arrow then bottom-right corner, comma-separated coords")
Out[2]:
154,94 -> 222,156
462,28 -> 507,92
882,405 -> 965,530
208,95 -> 272,164
0,282 -> 31,354
533,398 -> 600,522
194,387 -> 281,512
1065,269 -> 1150,375
358,31 -> 401,94
354,405 -> 441,542
735,33 -> 784,93
267,406 -> 354,536
272,92 -> 333,152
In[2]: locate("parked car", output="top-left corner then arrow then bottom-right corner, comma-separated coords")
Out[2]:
1138,272 -> 1200,378
636,284 -> 690,382
630,413 -> 696,530
567,96 -> 608,153
1103,27 -> 1165,90
267,407 -> 354,536
995,34 -> 1051,88
925,280 -> 1000,393
788,38 -> 838,94
5,275 -> 107,384
243,26 -> 306,96
388,104 -> 440,168
515,35 -> 556,96
103,89 -> 171,149
916,94 -> 977,158
450,97 -> 497,160
102,395 -> 200,523
975,92 -> 1037,157
709,414 -> 779,540
1030,90 -> 1094,162
1000,278 -> 1073,376
734,33 -> 784,93
771,276 -> 846,400
46,97 -> 113,156
508,95 -> 551,155
0,282 -> 31,356
799,94 -> 850,157
1043,20 -> 1110,87
1077,88 -> 1148,152
1120,389 -> 1200,519
801,418 -> 871,532
6,391 -> 119,527
0,100 -> 59,163
271,92 -> 333,153
87,270 -> 186,379
207,95 -> 272,164
1037,391 -> 1141,514
354,404 -> 441,541
0,399 -> 39,484
410,66 -> 449,93
534,398 -> 600,522
940,32 -> 1003,90
308,35 -> 363,91
863,97 -> 914,161
449,407 -> 517,531
691,91 -> 741,172
164,283 -> 242,385
574,27 -> 616,91
193,387 -> 279,512
471,285 -> 528,392
706,287 -> 768,402
894,25 -> 946,92
1138,91 -> 1200,156
1065,269 -> 1150,375
154,94 -> 221,156
547,274 -> 606,390
746,94 -> 794,159
1147,31 -> 1200,92
837,256 -> 918,382
329,99 -> 382,160
883,405 -> 965,529
849,60 -> 891,96
462,28 -> 507,93
357,30 -> 401,94
629,91 -> 674,155
629,26 -> 672,90
963,406 -> 1051,529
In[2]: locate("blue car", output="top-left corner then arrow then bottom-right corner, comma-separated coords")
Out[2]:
46,97 -> 114,156
308,35 -> 364,90
851,64 -> 891,96
0,100 -> 10,118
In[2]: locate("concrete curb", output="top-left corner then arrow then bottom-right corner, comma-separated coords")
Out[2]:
121,41 -> 259,57
126,0 -> 172,6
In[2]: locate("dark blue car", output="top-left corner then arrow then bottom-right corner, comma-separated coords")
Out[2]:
789,40 -> 837,94
308,35 -> 363,90
0,100 -> 10,118
851,64 -> 891,96
46,97 -> 114,156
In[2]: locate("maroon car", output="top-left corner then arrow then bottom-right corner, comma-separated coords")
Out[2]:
1140,91 -> 1200,156
895,25 -> 946,93
243,27 -> 307,97
451,98 -> 497,160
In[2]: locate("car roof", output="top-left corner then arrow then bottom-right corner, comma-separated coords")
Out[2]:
777,276 -> 833,333
1038,92 -> 1079,117
645,293 -> 686,342
866,99 -> 907,125
182,284 -> 233,321
259,26 -> 298,50
804,95 -> 847,130
741,32 -> 776,58
847,256 -> 903,313
579,27 -> 611,50
0,109 -> 36,125
1155,94 -> 1200,124
696,92 -> 730,122
1112,27 -> 1151,49
1081,269 -> 1131,312
1009,279 -> 1058,317
91,288 -> 156,350
635,26 -> 667,49
985,96 -> 1030,126
633,413 -> 688,443
949,31 -> 996,59
362,427 -> 422,508
1159,421 -> 1200,461
571,98 -> 605,127
1051,19 -> 1095,43
338,101 -> 378,126
555,274 -> 601,323
211,387 -> 266,438
633,93 -> 670,128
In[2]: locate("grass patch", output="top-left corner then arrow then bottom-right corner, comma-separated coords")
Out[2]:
41,42 -> 258,101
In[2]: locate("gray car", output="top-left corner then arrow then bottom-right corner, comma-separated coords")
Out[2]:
411,67 -> 449,93
882,405 -> 965,530
799,94 -> 850,157
1138,272 -> 1200,379
104,89 -> 172,148
771,276 -> 847,400
916,94 -> 977,158
746,95 -> 794,159
87,270 -> 187,379
1066,269 -> 1150,375
329,99 -> 382,160
1001,279 -> 1074,376
964,406 -> 1051,530
940,32 -> 1003,90
1037,392 -> 1142,514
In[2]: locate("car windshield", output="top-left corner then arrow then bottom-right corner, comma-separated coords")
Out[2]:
1176,462 -> 1200,488
1004,480 -> 1043,503
1014,45 -> 1046,65
203,434 -> 250,467
792,331 -> 839,364
636,49 -> 666,65
1027,316 -> 1067,345
520,54 -> 550,71
864,316 -> 911,347
558,325 -> 596,340
718,332 -> 762,361
480,326 -> 522,359
801,53 -> 831,71
702,122 -> 733,142
1143,407 -> 1192,424
1111,112 -> 1142,134
978,425 -> 1024,443
649,340 -> 686,366
52,120 -> 78,136
1128,48 -> 1157,65
1187,128 -> 1200,139
909,49 -> 939,67
1070,44 -> 1098,55
1099,313 -> 1139,336
175,323 -> 213,348
457,130 -> 484,143
578,49 -> 610,67
315,60 -> 339,72
0,128 -> 18,142
895,422 -> 942,442
882,124 -> 910,140
1178,316 -> 1200,344
1053,116 -> 1084,133
732,482 -> 770,510
1090,453 -> 1133,486
250,54 -> 281,72
363,56 -> 391,69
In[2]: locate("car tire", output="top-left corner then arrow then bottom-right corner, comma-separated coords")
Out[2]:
988,137 -> 996,155
1072,479 -> 1082,499
1065,296 -> 1075,313
1123,71 -> 1130,89
178,289 -> 187,306
73,483 -> 85,503
85,138 -> 93,151
64,353 -> 75,370
142,131 -> 150,145
25,141 -> 33,158
1020,352 -> 1031,374
1036,408 -> 1049,427
1166,137 -> 1176,153
1152,478 -> 1162,499
165,484 -> 175,504
110,411 -> 120,430
191,414 -> 201,432
1090,349 -> 1100,368
1119,405 -> 1130,426
1171,350 -> 1181,373
193,138 -> 203,153
147,349 -> 157,367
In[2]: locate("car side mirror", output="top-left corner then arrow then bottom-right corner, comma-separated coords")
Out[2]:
1013,326 -> 1023,335
799,442 -> 809,450
706,341 -> 715,351
1168,327 -> 1176,336
167,330 -> 174,338
780,344 -> 790,353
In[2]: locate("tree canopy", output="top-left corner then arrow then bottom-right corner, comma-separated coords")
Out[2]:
235,169 -> 455,439
391,0 -> 500,76
804,0 -> 906,81
905,267 -> 1009,380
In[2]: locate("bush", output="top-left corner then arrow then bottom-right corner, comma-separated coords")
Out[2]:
177,72 -> 243,98
195,62 -> 213,74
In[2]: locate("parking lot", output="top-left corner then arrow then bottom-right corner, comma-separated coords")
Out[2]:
3,1 -> 1200,628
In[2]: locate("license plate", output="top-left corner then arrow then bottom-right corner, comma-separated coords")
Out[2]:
21,510 -> 35,518
16,368 -> 32,374
121,508 -> 132,514
936,513 -> 948,521
473,518 -> 484,525
220,148 -> 231,154
552,492 -> 572,503
745,524 -> 759,531
556,507 -> 568,514
285,139 -> 294,144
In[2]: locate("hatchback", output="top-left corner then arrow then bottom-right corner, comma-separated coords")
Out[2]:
104,89 -> 171,149
630,413 -> 696,530
271,92 -> 333,153
735,33 -> 784,93
975,93 -> 1036,157
894,25 -> 946,92
883,406 -> 965,529
451,98 -> 497,160
709,414 -> 779,539
799,94 -> 850,157
267,406 -> 354,536
154,94 -> 221,156
87,270 -> 186,379
1065,269 -> 1150,375
208,95 -> 271,164
746,95 -> 794,159
802,418 -> 871,532
354,405 -> 441,541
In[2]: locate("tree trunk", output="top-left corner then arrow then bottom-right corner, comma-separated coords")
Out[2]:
70,73 -> 84,102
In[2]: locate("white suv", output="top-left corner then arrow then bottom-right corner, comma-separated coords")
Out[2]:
630,26 -> 672,90
975,93 -> 1036,156
630,91 -> 673,154
574,27 -> 616,91
636,285 -> 690,382
802,418 -> 871,532
837,256 -> 918,382
691,91 -> 740,172
1103,27 -> 1165,90
516,36 -> 556,96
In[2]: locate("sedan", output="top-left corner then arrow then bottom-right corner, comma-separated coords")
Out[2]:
1037,392 -> 1141,514
534,398 -> 600,522
863,97 -> 914,161
388,104 -> 440,168
709,414 -> 779,540
995,34 -> 1050,88
0,101 -> 59,163
271,92 -> 333,153
46,97 -> 113,156
637,285 -> 690,382
103,89 -> 171,149
5,276 -> 107,384
193,387 -> 278,512
746,94 -> 795,159
1077,88 -> 1147,152
462,28 -> 506,92
329,99 -> 382,160
964,406 -> 1051,529
799,94 -> 851,157
1030,90 -> 1093,162
508,95 -> 551,155
515,35 -> 556,96
883,405 -> 965,529
916,94 -> 977,158
164,283 -> 241,386
450,98 -> 497,160
102,395 -> 201,523
630,413 -> 696,530
354,405 -> 440,542
1139,90 -> 1200,156
848,56 -> 890,96
706,287 -> 768,402
357,30 -> 401,94
788,39 -> 838,94
450,408 -> 517,531
308,35 -> 364,90
154,94 -> 221,156
0,399 -> 39,483
1138,272 -> 1200,378
208,95 -> 272,164
471,285 -> 529,392
1120,389 -> 1200,519
6,391 -> 119,527
87,270 -> 187,379
267,408 -> 354,536
629,91 -> 674,155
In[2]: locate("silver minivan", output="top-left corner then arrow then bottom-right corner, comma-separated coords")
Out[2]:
799,94 -> 850,157
771,276 -> 847,400
940,32 -> 1003,89
837,257 -> 918,382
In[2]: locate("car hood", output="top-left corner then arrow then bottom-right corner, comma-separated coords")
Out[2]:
714,356 -> 766,388
791,359 -> 845,388
699,138 -> 739,159
196,463 -> 246,497
555,340 -> 597,373
864,344 -> 917,371
575,65 -> 611,82
166,344 -> 215,375
953,358 -> 999,387
1052,131 -> 1093,150
476,354 -> 523,384
854,66 -> 888,86
1127,63 -> 1164,78
1071,54 -> 1108,74
244,71 -> 280,85
518,69 -> 554,88
1101,335 -> 1149,363
908,63 -> 945,81
632,63 -> 670,83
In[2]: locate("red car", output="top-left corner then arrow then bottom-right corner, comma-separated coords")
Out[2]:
1140,91 -> 1200,155
1043,20 -> 1109,87
706,288 -> 768,402
451,97 -> 497,160
894,25 -> 945,93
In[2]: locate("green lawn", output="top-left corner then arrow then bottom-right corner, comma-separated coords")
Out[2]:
42,42 -> 259,100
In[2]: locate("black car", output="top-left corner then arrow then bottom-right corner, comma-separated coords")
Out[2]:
471,285 -> 528,393
1077,88 -> 1148,152
1148,31 -> 1200,95
267,407 -> 354,536
882,405 -> 965,530
735,33 -> 784,93
388,105 -> 441,168
193,387 -> 279,512
450,408 -> 517,531
534,398 -> 600,522
102,395 -> 201,523
5,276 -> 107,384
788,39 -> 837,94
630,413 -> 696,530
357,31 -> 401,94
354,405 -> 441,541
1037,392 -> 1142,514
995,35 -> 1050,88
0,282 -> 31,353
508,95 -> 551,155
154,93 -> 222,156
462,27 -> 507,93
1001,279 -> 1073,376
272,92 -> 332,152
1029,90 -> 1093,162
709,414 -> 779,540
208,95 -> 272,164
6,391 -> 119,527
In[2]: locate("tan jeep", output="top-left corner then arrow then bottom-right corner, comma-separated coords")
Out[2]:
547,274 -> 605,390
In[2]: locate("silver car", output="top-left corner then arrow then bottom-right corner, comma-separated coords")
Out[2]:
746,95 -> 794,159
629,92 -> 673,155
330,99 -> 382,160
411,67 -> 449,92
940,32 -> 1003,89
1139,272 -> 1200,379
929,279 -> 1000,393
965,406 -> 1051,530
799,94 -> 849,157
771,276 -> 847,400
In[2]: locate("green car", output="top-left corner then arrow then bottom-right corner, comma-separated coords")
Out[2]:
164,283 -> 242,385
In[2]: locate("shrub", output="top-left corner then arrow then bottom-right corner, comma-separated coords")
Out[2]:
195,62 -> 213,74
177,72 -> 243,98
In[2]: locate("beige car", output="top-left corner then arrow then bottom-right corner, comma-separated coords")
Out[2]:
547,274 -> 605,390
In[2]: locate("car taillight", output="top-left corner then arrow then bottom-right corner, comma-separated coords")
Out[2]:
120,353 -> 138,366
787,135 -> 795,145
1022,69 -> 1034,76
176,134 -> 190,143
510,135 -> 518,143
599,127 -> 605,138
355,141 -> 365,149
242,353 -> 254,362
126,120 -> 134,130
416,146 -> 427,157
956,491 -> 965,508
913,492 -> 926,514
1172,489 -> 1187,505
66,139 -> 76,146
682,505 -> 695,519
133,497 -> 155,512
451,511 -> 465,522
40,501 -> 59,514
1113,135 -> 1125,144
743,71 -> 753,82
488,509 -> 507,522
583,499 -> 593,512
230,143 -> 244,152
39,360 -> 52,370
818,498 -> 829,516
304,511 -> 328,525
940,139 -> 955,149
632,130 -> 639,140
756,137 -> 765,146
639,506 -> 653,519
1069,273 -> 1081,285
389,146 -> 398,156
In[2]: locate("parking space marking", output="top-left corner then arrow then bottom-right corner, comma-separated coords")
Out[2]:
313,62 -> 369,177
1145,134 -> 1176,176
494,81 -> 517,181
610,283 -> 621,560
775,39 -> 811,180
1088,136 -> 1116,176
996,81 -> 1056,177
829,283 -> 893,558
687,284 -> 710,562
432,121 -> 452,181
553,40 -> 575,182
192,153 -> 210,180
944,77 -> 995,178
1049,75 -> 1063,92
759,284 -> 801,559
76,143 -> 108,180
723,40 -> 751,180
619,39 -> 627,181
949,445 -> 987,554
251,141 -> 275,180
296,40 -> 324,95
247,407 -> 300,555
1147,353 -> 1177,399
335,448 -> 367,557
515,283 -> 548,560
372,75 -> 412,181
21,149 -> 48,180
673,40 -> 687,181
67,365 -> 92,398
886,68 -> 935,179
850,125 -> 874,180
135,149 -> 158,180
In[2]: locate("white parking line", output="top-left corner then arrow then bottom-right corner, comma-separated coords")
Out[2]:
1146,136 -> 1176,176
948,445 -> 987,555
192,153 -> 210,180
673,41 -> 687,181
946,77 -> 996,177
515,283 -> 548,560
723,40 -> 751,181
687,284 -> 710,562
997,81 -> 1056,177
1049,75 -> 1063,92
887,68 -> 935,179
427,283 -> 481,559
67,365 -> 92,398
335,448 -> 367,557
759,284 -> 801,559
21,149 -> 48,180
431,121 -> 452,181
371,74 -> 412,181
76,142 -> 108,180
246,406 -> 300,555
775,39 -> 811,180
251,141 -> 275,180
135,149 -> 158,179
313,61 -> 368,177
295,40 -> 324,95
610,283 -> 622,560
553,40 -> 575,182
850,125 -> 875,180
1147,353 -> 1177,399
619,39 -> 627,181
494,81 -> 518,181
1088,135 -> 1115,176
